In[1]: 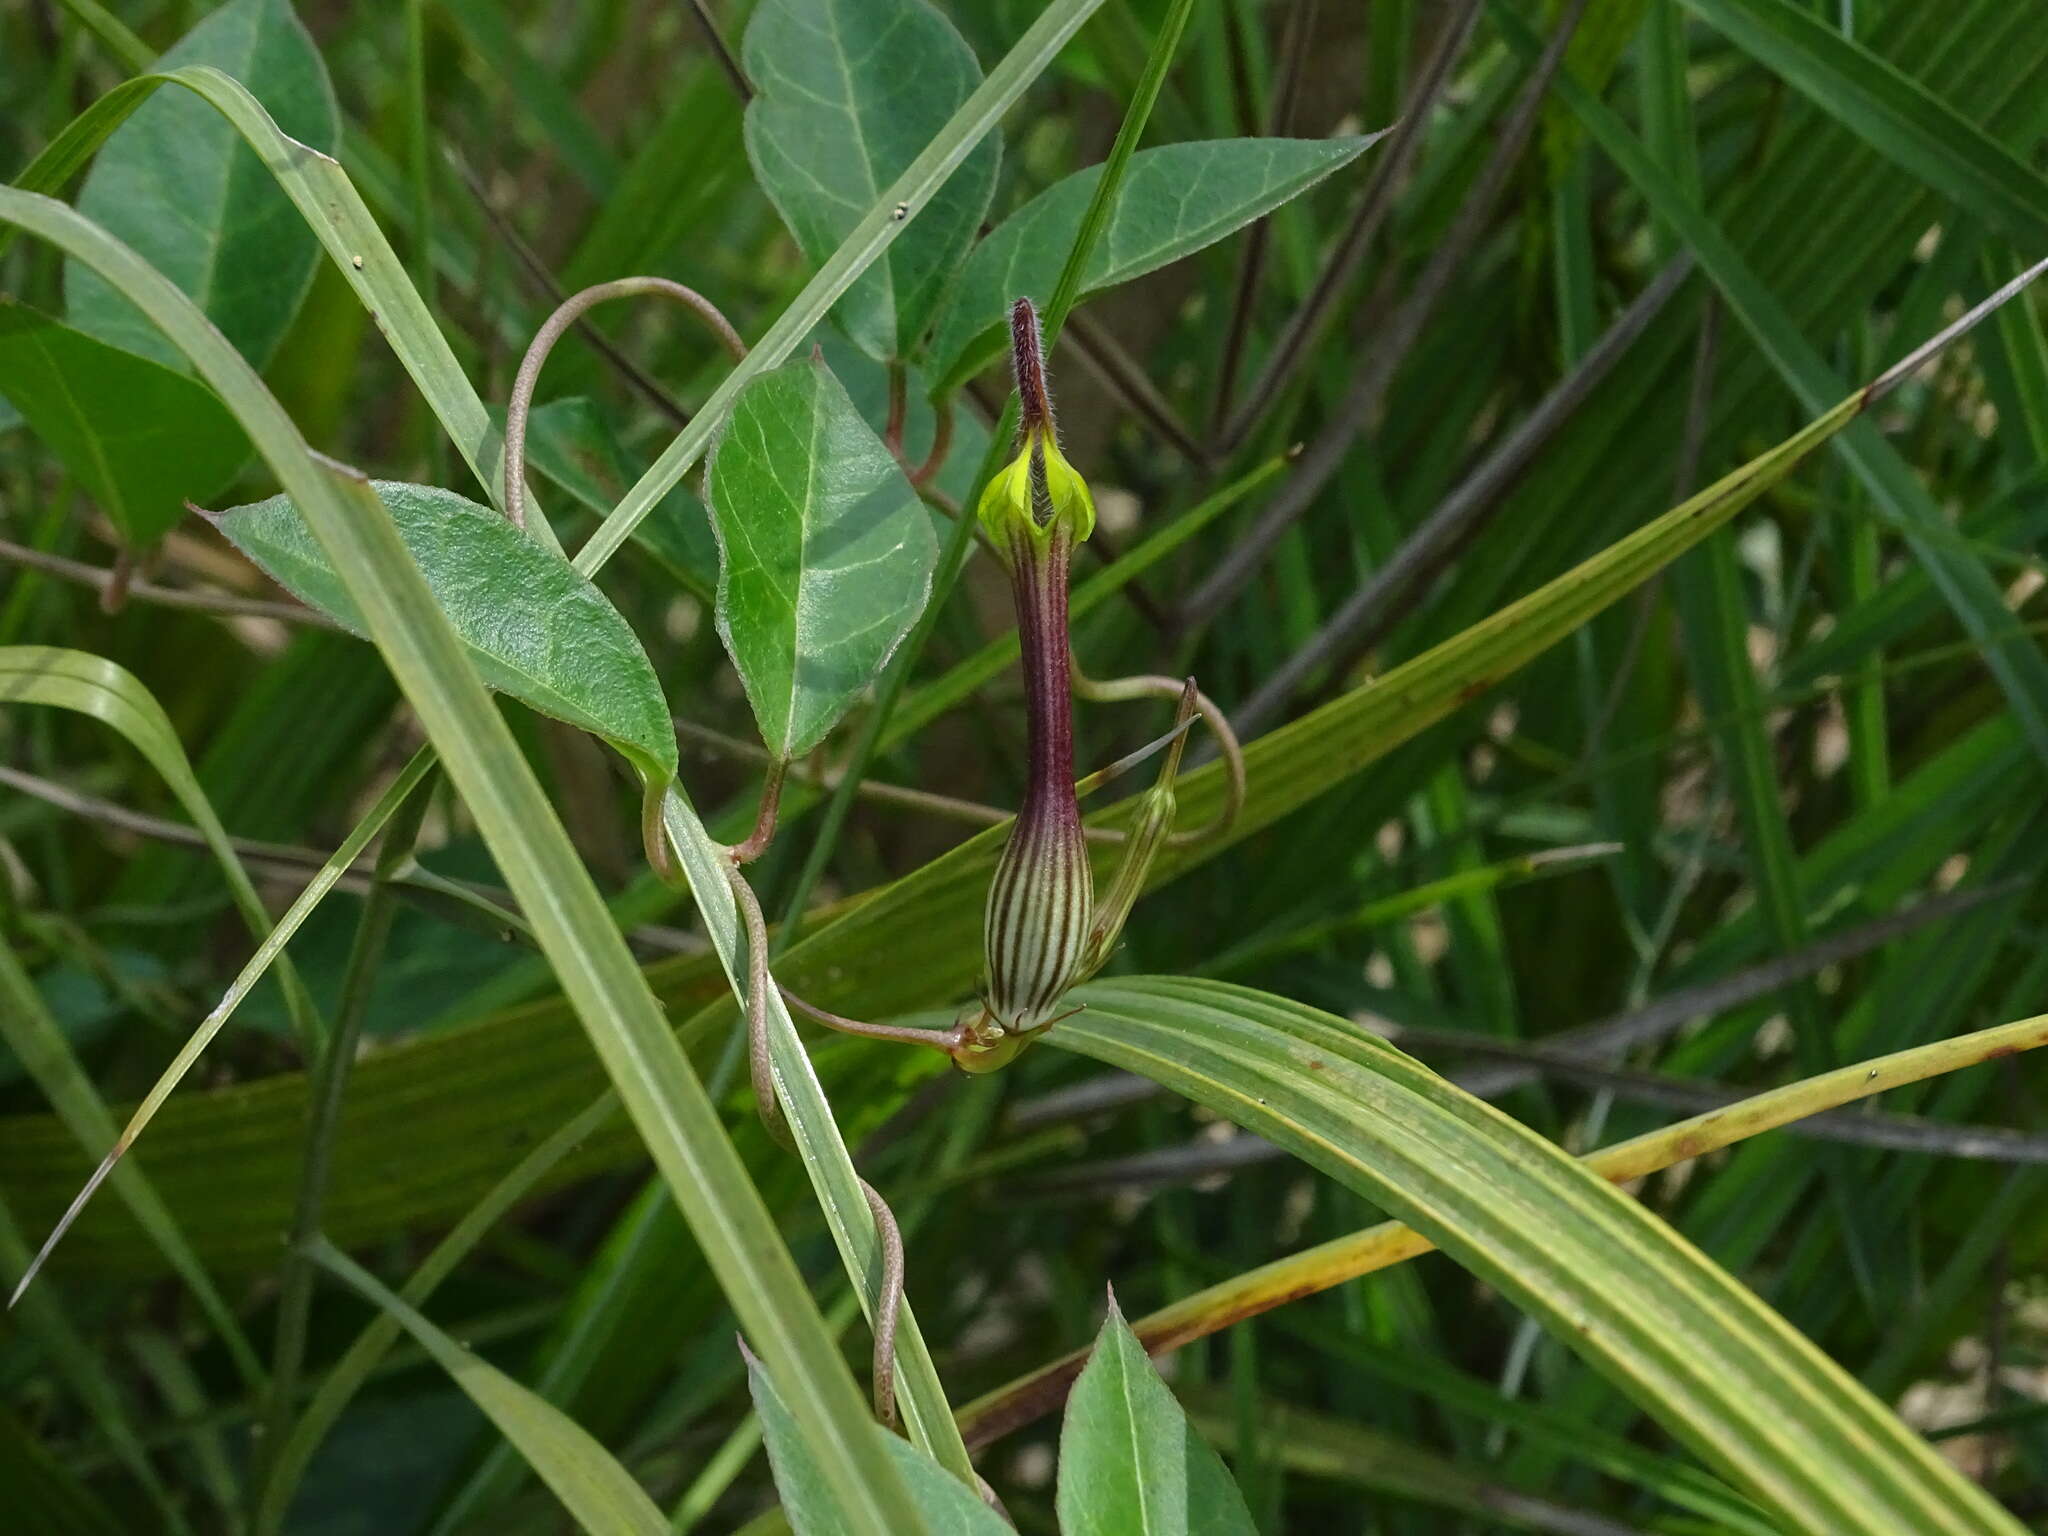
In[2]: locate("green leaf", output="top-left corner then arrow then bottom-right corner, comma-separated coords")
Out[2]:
0,298 -> 248,546
1058,1294 -> 1257,1536
2,178 -> 927,1536
65,0 -> 339,371
707,358 -> 936,758
580,0 -> 1112,573
307,1240 -> 668,1536
1678,0 -> 2048,250
210,482 -> 679,781
927,134 -> 1386,390
743,0 -> 1000,360
497,398 -> 720,598
1052,977 -> 2024,1536
747,1348 -> 1009,1536
0,645 -> 322,1050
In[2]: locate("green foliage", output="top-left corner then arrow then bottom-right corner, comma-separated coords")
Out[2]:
212,481 -> 680,781
310,1240 -> 671,1535
65,0 -> 337,370
744,0 -> 1000,360
507,396 -> 721,597
749,1349 -> 1011,1536
1058,1296 -> 1257,1536
6,1 -> 2048,1532
708,357 -> 937,758
927,135 -> 1386,389
0,299 -> 248,544
1056,978 -> 2014,1532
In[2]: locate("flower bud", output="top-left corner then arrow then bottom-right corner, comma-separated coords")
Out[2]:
971,298 -> 1096,1053
976,299 -> 1096,566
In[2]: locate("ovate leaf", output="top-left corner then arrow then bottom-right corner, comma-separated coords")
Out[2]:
927,134 -> 1386,390
65,0 -> 339,370
0,300 -> 249,545
1058,1293 -> 1257,1536
210,482 -> 678,781
708,357 -> 936,758
747,1346 -> 1009,1536
744,0 -> 1000,360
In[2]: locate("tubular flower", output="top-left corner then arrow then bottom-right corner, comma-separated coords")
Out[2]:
781,298 -> 1210,1077
951,300 -> 1153,1072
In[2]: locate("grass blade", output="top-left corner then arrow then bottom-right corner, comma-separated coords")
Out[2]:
1038,977 -> 2027,1534
1679,0 -> 2048,248
307,1238 -> 667,1536
0,186 -> 928,1536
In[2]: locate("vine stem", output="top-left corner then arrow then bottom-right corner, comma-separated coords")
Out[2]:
501,276 -> 746,537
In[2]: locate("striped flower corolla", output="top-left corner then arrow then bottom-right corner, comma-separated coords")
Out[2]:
948,299 -> 1191,1072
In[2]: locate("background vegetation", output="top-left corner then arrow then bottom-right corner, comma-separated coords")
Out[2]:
2,0 -> 2047,1531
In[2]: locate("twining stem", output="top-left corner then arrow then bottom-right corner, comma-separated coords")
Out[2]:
772,0 -> 1196,943
726,758 -> 787,867
910,396 -> 954,487
501,276 -> 746,537
726,861 -> 910,1424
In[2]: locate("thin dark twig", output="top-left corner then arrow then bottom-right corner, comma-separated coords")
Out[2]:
1381,1027 -> 2048,1164
0,764 -> 707,955
1064,311 -> 1210,467
676,718 -> 1051,835
1228,256 -> 1690,737
687,0 -> 753,102
0,535 -> 347,631
1031,1071 -> 2048,1193
448,154 -> 693,430
1185,0 -> 1596,632
1209,0 -> 1319,432
1587,295 -> 1719,756
1451,880 -> 2029,1097
1217,0 -> 1484,451
1005,880 -> 2021,1139
99,546 -> 133,614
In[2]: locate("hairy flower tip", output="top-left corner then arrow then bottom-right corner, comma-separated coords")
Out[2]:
1010,297 -> 1053,434
979,299 -> 1096,560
